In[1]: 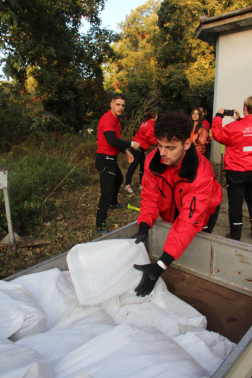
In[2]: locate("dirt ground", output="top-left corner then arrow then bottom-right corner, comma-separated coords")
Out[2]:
0,154 -> 251,279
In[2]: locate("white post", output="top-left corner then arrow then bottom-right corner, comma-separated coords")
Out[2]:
3,187 -> 15,245
0,168 -> 15,246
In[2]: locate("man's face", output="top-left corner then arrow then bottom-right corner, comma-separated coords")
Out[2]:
157,137 -> 191,168
110,99 -> 125,118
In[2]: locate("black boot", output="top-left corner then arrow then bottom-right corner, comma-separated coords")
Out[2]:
226,224 -> 242,241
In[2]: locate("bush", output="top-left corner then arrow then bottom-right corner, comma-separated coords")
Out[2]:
0,151 -> 87,236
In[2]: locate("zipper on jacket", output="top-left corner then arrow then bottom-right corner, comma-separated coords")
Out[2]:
189,197 -> 196,218
179,188 -> 183,206
158,187 -> 167,199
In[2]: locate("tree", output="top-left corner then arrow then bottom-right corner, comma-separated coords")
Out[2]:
104,0 -> 160,91
0,0 -> 118,131
103,0 -> 162,128
156,0 -> 252,114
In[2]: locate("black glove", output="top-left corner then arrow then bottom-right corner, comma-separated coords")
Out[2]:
133,263 -> 164,297
132,231 -> 147,244
132,222 -> 150,244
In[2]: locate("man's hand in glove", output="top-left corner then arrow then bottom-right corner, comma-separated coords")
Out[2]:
132,231 -> 147,244
133,263 -> 165,297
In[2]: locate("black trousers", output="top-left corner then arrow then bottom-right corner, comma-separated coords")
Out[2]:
96,154 -> 123,229
226,170 -> 252,238
125,149 -> 145,186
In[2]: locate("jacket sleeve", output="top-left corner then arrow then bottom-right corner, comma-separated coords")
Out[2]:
212,116 -> 233,146
137,161 -> 160,228
162,176 -> 215,260
199,127 -> 208,145
146,125 -> 157,146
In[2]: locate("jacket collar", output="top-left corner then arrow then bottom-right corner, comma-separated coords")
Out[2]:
149,143 -> 199,181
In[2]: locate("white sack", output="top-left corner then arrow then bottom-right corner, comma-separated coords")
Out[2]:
100,279 -> 206,338
13,269 -> 97,331
0,337 -> 53,378
39,323 -> 209,378
173,325 -> 236,376
0,281 -> 47,341
74,370 -> 93,378
67,239 -> 150,305
17,307 -> 116,366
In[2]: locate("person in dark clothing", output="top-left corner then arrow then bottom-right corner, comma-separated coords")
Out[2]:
96,94 -> 140,233
125,109 -> 158,194
212,96 -> 252,241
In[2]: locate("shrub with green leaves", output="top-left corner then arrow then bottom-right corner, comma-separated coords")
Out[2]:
0,152 -> 87,235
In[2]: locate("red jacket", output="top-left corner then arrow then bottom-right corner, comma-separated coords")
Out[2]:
97,110 -> 121,156
203,119 -> 211,143
138,144 -> 222,260
133,119 -> 157,152
212,114 -> 252,171
202,119 -> 210,131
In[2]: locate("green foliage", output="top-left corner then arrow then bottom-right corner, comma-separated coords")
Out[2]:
0,136 -> 88,235
0,0 -> 118,132
0,81 -> 56,150
104,0 -> 252,119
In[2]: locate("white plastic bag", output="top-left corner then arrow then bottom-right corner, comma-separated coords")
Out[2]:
173,325 -> 236,375
0,281 -> 47,341
53,324 -> 209,378
0,337 -> 53,378
101,280 -> 206,338
67,240 -> 150,305
18,323 -> 209,378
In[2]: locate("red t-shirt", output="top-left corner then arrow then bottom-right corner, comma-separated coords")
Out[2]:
97,110 -> 121,155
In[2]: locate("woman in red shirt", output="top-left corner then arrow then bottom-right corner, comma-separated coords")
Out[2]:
190,107 -> 208,156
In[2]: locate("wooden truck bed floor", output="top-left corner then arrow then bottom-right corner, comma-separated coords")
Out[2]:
161,266 -> 252,344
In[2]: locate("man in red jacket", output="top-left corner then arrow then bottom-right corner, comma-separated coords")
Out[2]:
125,109 -> 158,193
212,96 -> 252,241
96,94 -> 140,233
132,112 -> 223,297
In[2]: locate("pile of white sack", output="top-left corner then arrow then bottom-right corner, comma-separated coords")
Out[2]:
0,239 -> 235,378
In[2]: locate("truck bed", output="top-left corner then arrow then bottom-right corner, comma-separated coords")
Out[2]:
161,266 -> 252,344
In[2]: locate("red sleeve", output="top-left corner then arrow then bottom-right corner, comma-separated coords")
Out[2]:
199,127 -> 208,145
212,116 -> 233,146
163,176 -> 215,260
100,118 -> 116,133
137,160 -> 160,228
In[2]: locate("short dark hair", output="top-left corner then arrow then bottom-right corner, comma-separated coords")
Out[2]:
112,94 -> 125,101
154,112 -> 192,143
147,109 -> 157,120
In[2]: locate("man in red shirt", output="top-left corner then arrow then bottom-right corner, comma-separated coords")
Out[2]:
125,109 -> 158,194
212,96 -> 252,241
132,112 -> 222,297
96,94 -> 140,233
